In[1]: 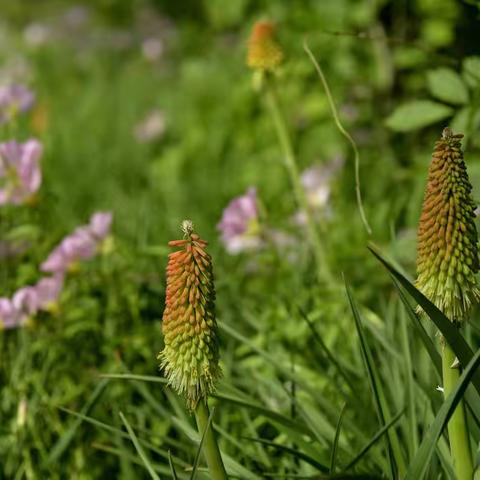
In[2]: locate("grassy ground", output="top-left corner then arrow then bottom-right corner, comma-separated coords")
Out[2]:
1,1 -> 480,478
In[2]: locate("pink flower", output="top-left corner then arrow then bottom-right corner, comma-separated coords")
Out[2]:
12,286 -> 39,316
217,188 -> 263,254
0,84 -> 35,124
0,297 -> 24,329
0,274 -> 64,330
41,211 -> 113,273
293,157 -> 344,225
35,274 -> 63,309
141,37 -> 164,62
0,139 -> 43,205
89,211 -> 112,240
63,227 -> 97,260
41,229 -> 95,273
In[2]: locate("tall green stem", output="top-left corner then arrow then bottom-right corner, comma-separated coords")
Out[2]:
442,342 -> 473,480
264,78 -> 332,282
194,401 -> 227,480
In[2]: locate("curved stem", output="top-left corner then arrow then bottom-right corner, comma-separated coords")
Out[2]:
303,40 -> 372,236
194,401 -> 227,480
264,79 -> 332,282
442,342 -> 473,480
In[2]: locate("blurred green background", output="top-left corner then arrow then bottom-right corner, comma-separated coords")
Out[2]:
1,0 -> 480,478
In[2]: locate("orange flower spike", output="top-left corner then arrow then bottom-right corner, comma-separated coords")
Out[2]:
416,128 -> 480,322
158,220 -> 221,410
247,20 -> 284,72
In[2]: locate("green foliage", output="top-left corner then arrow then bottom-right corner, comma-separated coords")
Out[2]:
427,68 -> 469,105
1,0 -> 480,478
385,100 -> 453,132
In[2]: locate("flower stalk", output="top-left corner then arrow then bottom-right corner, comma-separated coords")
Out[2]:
263,81 -> 331,281
194,401 -> 227,480
246,21 -> 331,280
159,221 -> 226,479
442,343 -> 473,480
416,128 -> 478,479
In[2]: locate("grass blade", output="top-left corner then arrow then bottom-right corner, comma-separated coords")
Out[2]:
242,437 -> 329,473
297,306 -> 357,392
404,349 -> 480,480
100,373 -> 168,383
343,409 -> 404,472
119,411 -> 161,480
393,277 -> 480,430
169,451 -> 179,480
330,403 -> 347,473
213,391 -> 310,436
47,378 -> 109,464
392,279 -> 442,375
345,280 -> 406,478
369,246 -> 480,391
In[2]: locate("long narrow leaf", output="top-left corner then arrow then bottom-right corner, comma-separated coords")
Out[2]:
47,378 -> 109,464
242,437 -> 329,473
343,409 -> 404,472
100,373 -> 168,384
168,451 -> 179,480
404,349 -> 480,480
213,391 -> 310,436
330,403 -> 347,473
369,246 -> 480,391
393,277 -> 480,430
119,412 -> 161,480
345,280 -> 406,478
393,279 -> 442,375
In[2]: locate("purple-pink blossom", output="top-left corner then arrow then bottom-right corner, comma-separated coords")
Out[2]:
0,297 -> 23,330
41,211 -> 113,274
0,274 -> 64,330
34,274 -> 64,309
293,156 -> 344,226
89,211 -> 113,240
0,139 -> 42,205
217,188 -> 263,254
0,84 -> 35,124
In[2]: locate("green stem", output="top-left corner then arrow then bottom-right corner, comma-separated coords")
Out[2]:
303,40 -> 372,236
194,401 -> 227,480
442,342 -> 473,480
264,78 -> 332,282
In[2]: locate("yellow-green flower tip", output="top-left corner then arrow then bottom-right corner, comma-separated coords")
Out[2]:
246,20 -> 284,72
416,128 -> 480,322
158,222 -> 221,410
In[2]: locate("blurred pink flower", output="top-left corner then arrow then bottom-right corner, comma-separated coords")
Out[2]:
0,297 -> 23,329
0,274 -> 64,330
141,37 -> 164,62
12,286 -> 39,316
23,23 -> 52,47
41,211 -> 113,273
0,85 -> 35,124
0,139 -> 43,205
89,211 -> 113,240
217,187 -> 263,254
35,274 -> 64,309
293,156 -> 344,225
133,109 -> 166,143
